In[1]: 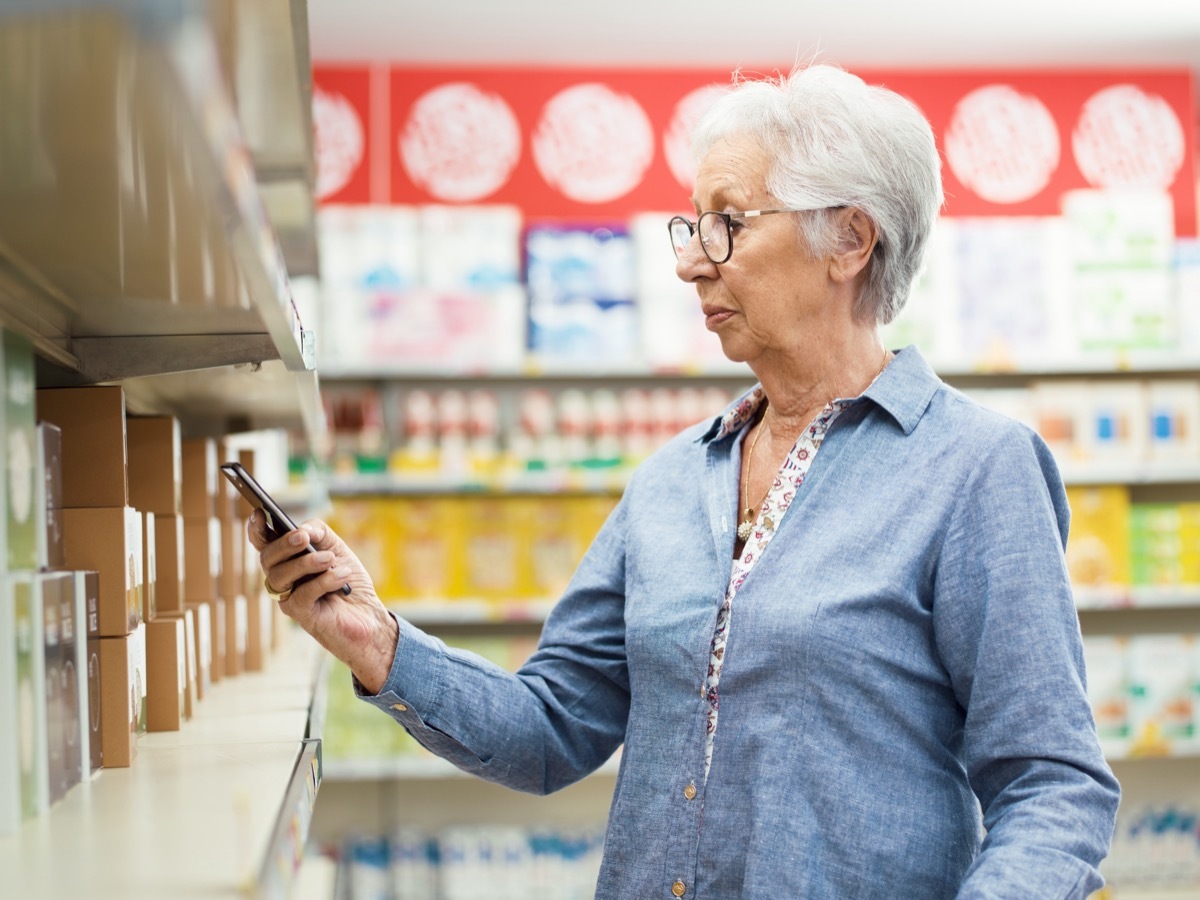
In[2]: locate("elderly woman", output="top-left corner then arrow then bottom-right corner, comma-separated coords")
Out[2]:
252,64 -> 1119,898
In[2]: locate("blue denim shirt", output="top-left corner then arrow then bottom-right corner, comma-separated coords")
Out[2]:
359,347 -> 1120,898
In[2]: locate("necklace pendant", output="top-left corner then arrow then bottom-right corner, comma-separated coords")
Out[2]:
737,519 -> 752,542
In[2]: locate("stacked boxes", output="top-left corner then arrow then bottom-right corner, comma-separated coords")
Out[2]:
127,416 -> 190,731
0,327 -> 280,829
39,385 -> 146,769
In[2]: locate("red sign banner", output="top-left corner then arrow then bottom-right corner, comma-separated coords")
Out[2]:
313,64 -> 1197,235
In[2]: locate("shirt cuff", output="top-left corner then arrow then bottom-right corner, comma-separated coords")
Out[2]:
352,611 -> 448,724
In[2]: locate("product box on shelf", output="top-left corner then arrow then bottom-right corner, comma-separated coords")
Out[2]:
1065,486 -> 1132,594
40,572 -> 67,804
224,592 -> 246,679
72,570 -> 100,776
1130,504 -> 1187,587
126,415 -> 183,516
208,596 -> 227,683
141,510 -> 156,622
155,609 -> 197,721
154,514 -> 186,614
461,498 -> 522,601
35,421 -> 64,570
50,571 -> 83,798
145,616 -> 186,732
391,497 -> 467,601
1146,379 -> 1200,462
186,600 -> 213,700
183,516 -> 222,604
10,572 -> 47,818
61,506 -> 143,637
245,589 -> 271,672
1062,189 -> 1177,353
97,623 -> 146,768
219,516 -> 247,677
0,573 -> 37,834
526,223 -> 640,368
35,385 -> 128,509
1127,633 -> 1197,755
181,437 -> 218,519
949,216 -> 1075,370
1082,380 -> 1149,464
6,331 -> 38,570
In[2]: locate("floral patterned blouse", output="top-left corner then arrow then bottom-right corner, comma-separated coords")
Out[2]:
703,389 -> 851,779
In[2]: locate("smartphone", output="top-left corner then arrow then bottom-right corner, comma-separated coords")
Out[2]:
219,461 -> 351,595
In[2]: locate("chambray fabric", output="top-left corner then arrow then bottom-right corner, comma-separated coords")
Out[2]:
358,346 -> 1120,899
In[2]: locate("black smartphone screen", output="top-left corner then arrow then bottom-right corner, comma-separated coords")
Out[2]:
220,462 -> 351,595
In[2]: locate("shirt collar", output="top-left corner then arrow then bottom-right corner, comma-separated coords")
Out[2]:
699,345 -> 941,443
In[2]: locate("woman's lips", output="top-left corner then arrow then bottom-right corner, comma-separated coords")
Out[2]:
703,307 -> 735,329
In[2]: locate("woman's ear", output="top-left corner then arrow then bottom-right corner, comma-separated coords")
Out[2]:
829,208 -> 878,284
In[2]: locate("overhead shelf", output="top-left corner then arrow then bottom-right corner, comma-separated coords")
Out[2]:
0,0 -> 323,439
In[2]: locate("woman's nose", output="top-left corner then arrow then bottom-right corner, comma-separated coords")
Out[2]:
674,232 -> 716,282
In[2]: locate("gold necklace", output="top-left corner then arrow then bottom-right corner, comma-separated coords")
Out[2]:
737,409 -> 772,542
736,348 -> 891,544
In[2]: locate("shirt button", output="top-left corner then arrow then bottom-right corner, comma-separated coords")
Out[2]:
390,703 -> 408,712
672,881 -> 687,897
683,783 -> 697,800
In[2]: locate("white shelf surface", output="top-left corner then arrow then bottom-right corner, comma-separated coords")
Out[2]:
0,626 -> 327,900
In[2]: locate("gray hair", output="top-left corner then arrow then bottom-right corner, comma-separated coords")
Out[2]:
691,64 -> 944,325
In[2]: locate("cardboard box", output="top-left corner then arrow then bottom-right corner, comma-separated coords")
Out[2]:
216,438 -> 241,522
154,514 -> 186,614
141,511 -> 156,622
181,437 -> 218,519
36,422 -> 65,570
62,507 -> 143,637
225,594 -> 247,678
146,617 -> 186,732
70,571 -> 98,777
244,590 -> 270,672
209,596 -> 227,683
6,331 -> 38,569
186,601 -> 212,701
126,415 -> 182,516
183,516 -> 221,603
219,516 -> 245,606
158,608 -> 198,721
97,625 -> 146,768
35,385 -> 128,509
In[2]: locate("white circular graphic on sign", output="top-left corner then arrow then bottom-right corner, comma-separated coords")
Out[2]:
1072,84 -> 1184,190
664,85 -> 726,191
399,82 -> 522,202
532,83 -> 654,203
945,85 -> 1060,204
312,85 -> 366,200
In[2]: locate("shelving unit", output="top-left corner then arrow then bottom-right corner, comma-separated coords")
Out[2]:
0,0 -> 330,896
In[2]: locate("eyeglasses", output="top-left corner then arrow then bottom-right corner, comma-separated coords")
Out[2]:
668,208 -> 808,265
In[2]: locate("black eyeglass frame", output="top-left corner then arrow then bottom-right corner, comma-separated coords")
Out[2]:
667,208 -> 808,265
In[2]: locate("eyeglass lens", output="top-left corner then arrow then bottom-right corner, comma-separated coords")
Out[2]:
668,213 -> 731,263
